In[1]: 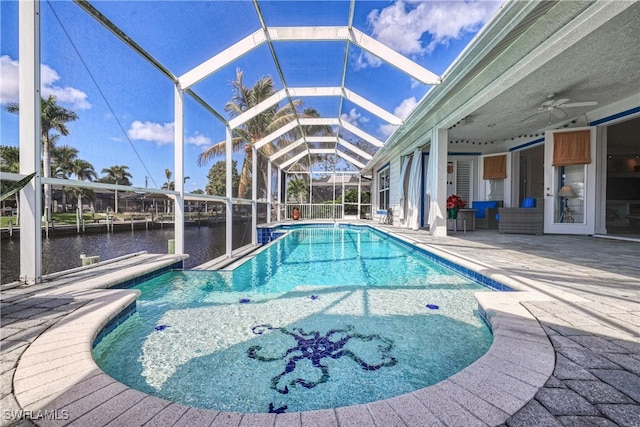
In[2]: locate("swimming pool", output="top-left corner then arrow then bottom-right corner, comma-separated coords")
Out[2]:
93,225 -> 497,413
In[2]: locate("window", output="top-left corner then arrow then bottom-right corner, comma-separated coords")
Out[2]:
482,154 -> 506,201
555,165 -> 585,223
486,179 -> 504,201
378,166 -> 390,210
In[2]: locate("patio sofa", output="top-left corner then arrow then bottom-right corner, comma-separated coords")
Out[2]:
498,198 -> 544,235
471,200 -> 502,229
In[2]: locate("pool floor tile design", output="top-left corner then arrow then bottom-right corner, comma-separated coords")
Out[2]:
247,323 -> 398,400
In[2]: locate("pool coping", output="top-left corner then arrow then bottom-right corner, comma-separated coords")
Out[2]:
11,226 -> 563,426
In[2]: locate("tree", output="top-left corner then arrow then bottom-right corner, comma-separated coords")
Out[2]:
52,145 -> 79,179
162,168 -> 174,190
198,69 -> 323,199
0,145 -> 21,220
100,165 -> 132,213
0,145 -> 19,174
72,159 -> 98,182
51,145 -> 79,211
287,177 -> 308,203
206,160 -> 239,197
100,165 -> 132,186
49,146 -> 97,214
69,159 -> 97,216
5,95 -> 79,216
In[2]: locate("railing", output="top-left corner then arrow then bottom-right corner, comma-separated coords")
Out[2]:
285,204 -> 344,220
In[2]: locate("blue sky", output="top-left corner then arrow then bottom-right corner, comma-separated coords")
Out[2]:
1,0 -> 502,192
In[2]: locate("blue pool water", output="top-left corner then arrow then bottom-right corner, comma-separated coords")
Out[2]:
93,226 -> 495,413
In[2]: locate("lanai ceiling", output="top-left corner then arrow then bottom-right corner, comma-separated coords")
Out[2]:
443,0 -> 640,147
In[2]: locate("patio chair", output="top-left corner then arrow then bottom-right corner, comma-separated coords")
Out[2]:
471,200 -> 502,229
376,208 -> 392,224
498,198 -> 544,235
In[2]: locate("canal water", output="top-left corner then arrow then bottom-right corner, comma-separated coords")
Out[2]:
1,222 -> 252,284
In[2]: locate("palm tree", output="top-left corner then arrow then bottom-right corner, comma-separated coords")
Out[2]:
286,177 -> 308,203
52,145 -> 79,179
162,169 -> 174,190
70,159 -> 97,217
161,169 -> 190,192
5,95 -> 79,217
100,165 -> 132,213
0,145 -> 20,173
52,145 -> 79,211
162,168 -> 174,213
0,145 -> 21,221
198,68 -> 323,199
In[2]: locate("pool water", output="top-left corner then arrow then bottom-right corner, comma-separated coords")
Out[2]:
93,226 -> 494,413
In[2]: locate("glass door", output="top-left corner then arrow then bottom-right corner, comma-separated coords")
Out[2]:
543,128 -> 597,234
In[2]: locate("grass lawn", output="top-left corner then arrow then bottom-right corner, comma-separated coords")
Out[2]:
0,212 -> 110,227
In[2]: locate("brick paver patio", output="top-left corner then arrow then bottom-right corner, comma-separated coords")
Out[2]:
1,226 -> 638,426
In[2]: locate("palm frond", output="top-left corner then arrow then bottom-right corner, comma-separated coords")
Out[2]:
197,136 -> 245,167
4,102 -> 19,114
1,172 -> 36,202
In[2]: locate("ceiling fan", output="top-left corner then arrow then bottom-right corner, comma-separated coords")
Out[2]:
522,94 -> 598,121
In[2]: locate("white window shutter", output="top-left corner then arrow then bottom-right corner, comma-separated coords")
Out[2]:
456,160 -> 472,201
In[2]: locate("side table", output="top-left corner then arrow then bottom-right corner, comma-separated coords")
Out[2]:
457,208 -> 477,231
447,217 -> 466,233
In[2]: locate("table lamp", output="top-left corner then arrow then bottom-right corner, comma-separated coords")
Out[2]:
557,185 -> 576,222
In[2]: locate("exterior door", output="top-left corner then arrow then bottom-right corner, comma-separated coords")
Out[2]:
543,127 -> 597,234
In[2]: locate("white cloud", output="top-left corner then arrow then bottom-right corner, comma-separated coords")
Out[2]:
0,56 -> 20,104
340,108 -> 369,127
128,120 -> 212,147
353,52 -> 382,71
0,55 -> 91,109
360,1 -> 501,67
379,123 -> 399,138
394,96 -> 418,120
128,120 -> 175,145
186,132 -> 212,147
378,97 -> 418,137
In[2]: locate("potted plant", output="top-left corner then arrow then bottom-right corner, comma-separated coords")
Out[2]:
291,206 -> 301,221
446,195 -> 467,219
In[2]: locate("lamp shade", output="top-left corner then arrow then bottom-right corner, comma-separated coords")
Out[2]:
557,185 -> 576,197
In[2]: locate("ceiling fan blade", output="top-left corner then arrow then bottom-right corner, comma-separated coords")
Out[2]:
552,98 -> 570,108
520,111 -> 541,122
561,101 -> 598,108
552,108 -> 567,119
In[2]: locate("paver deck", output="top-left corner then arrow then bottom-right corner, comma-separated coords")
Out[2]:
1,226 -> 638,426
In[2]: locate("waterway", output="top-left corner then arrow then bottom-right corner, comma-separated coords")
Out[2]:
0,222 -> 252,284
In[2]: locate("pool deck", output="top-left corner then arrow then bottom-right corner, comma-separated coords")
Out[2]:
1,225 -> 638,426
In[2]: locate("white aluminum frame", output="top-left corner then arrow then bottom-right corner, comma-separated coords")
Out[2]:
179,27 -> 439,90
15,0 -> 444,282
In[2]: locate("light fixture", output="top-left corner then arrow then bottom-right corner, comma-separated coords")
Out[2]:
557,185 -> 576,197
557,185 -> 576,223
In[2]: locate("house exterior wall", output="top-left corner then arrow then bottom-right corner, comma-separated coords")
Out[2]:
388,157 -> 402,226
